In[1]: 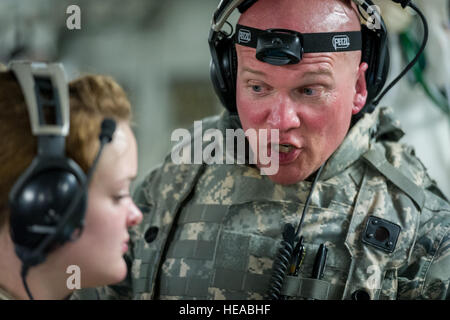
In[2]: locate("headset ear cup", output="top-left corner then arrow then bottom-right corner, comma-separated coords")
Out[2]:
210,59 -> 229,110
60,189 -> 87,242
361,24 -> 377,105
379,43 -> 390,95
210,35 -> 238,113
229,41 -> 238,111
360,23 -> 390,112
9,154 -> 88,268
9,169 -> 84,249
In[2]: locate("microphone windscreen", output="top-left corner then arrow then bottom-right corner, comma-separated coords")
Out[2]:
99,118 -> 116,143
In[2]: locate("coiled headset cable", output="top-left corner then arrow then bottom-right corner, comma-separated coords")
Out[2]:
266,163 -> 325,300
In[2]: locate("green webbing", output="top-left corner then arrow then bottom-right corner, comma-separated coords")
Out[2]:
211,268 -> 270,293
363,146 -> 425,210
178,203 -> 229,225
281,276 -> 344,300
166,240 -> 216,260
159,276 -> 210,298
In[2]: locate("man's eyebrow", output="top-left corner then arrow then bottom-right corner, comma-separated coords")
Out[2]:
242,66 -> 334,78
301,69 -> 334,79
241,67 -> 267,77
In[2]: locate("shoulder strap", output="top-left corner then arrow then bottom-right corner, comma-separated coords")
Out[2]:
362,144 -> 425,210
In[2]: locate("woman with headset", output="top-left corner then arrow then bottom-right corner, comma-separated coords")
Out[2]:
0,65 -> 143,300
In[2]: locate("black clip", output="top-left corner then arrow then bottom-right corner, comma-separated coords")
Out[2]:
362,216 -> 401,253
289,236 -> 305,276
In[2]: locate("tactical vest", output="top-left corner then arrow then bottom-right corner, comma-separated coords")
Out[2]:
133,139 -> 425,300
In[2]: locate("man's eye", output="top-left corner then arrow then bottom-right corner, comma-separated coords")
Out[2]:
303,87 -> 316,96
252,85 -> 263,93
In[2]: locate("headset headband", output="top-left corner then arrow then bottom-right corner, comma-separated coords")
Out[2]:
9,61 -> 69,137
212,0 -> 378,29
212,0 -> 243,32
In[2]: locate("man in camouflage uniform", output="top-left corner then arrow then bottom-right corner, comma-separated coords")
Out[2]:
78,0 -> 449,300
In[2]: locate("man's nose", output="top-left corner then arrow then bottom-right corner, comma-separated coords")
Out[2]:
267,95 -> 300,131
126,201 -> 143,227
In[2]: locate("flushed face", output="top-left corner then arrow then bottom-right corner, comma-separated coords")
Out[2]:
235,0 -> 368,184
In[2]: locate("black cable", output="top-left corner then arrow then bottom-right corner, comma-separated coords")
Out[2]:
265,223 -> 295,300
372,2 -> 428,106
223,20 -> 234,37
294,164 -> 325,238
21,264 -> 34,300
357,5 -> 368,22
265,163 -> 325,300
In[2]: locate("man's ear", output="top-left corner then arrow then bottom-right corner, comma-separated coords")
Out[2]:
352,62 -> 369,115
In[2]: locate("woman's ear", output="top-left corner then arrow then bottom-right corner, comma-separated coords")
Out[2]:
352,62 -> 369,115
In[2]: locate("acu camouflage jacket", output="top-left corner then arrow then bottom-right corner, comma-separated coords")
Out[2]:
78,106 -> 449,300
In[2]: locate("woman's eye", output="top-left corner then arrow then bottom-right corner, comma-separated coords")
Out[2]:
113,195 -> 130,203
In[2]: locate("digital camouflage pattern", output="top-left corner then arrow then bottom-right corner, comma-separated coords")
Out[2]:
0,286 -> 15,300
73,106 -> 450,300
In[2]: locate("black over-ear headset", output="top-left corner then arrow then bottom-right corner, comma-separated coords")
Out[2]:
209,0 -> 428,121
7,61 -> 116,299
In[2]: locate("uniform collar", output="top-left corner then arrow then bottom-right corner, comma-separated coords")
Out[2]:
320,106 -> 404,180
